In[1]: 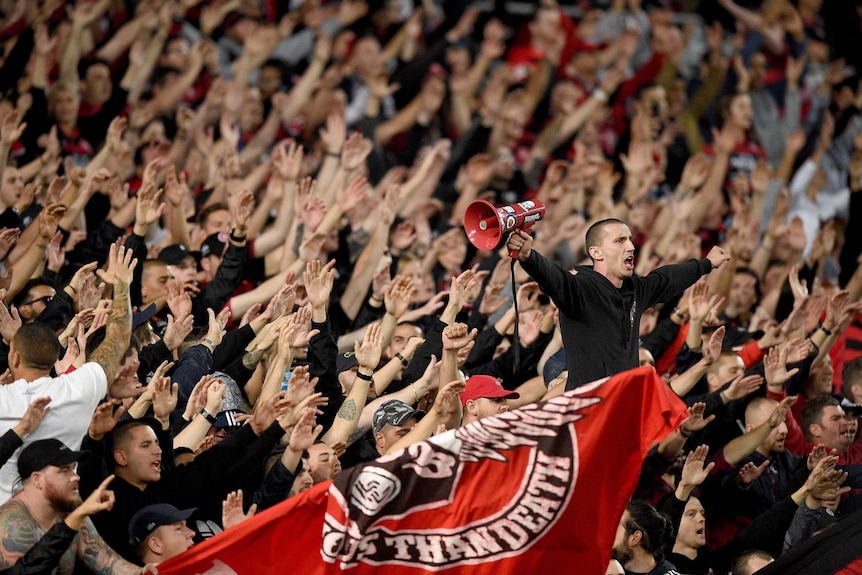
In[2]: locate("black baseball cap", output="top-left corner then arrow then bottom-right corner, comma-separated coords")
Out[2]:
129,503 -> 197,545
158,244 -> 196,266
199,232 -> 229,258
336,351 -> 359,374
18,439 -> 88,480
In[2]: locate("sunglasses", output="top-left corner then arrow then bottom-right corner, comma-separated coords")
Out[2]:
22,295 -> 54,306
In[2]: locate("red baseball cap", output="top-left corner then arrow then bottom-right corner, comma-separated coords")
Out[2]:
461,375 -> 520,407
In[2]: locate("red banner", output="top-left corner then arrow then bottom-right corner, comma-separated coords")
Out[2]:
158,366 -> 687,575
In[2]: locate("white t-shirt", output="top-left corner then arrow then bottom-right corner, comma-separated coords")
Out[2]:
0,363 -> 107,503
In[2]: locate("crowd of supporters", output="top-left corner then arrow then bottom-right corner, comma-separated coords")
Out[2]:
0,0 -> 860,573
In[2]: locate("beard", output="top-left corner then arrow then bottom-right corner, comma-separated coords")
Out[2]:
44,482 -> 82,514
611,542 -> 633,566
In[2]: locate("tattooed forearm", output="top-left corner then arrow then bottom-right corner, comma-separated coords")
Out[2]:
337,399 -> 358,421
78,519 -> 141,575
243,349 -> 265,370
347,425 -> 367,444
88,280 -> 131,383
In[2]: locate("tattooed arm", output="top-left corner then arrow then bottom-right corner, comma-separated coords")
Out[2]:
88,245 -> 137,386
77,519 -> 147,575
320,324 -> 383,445
0,501 -> 79,574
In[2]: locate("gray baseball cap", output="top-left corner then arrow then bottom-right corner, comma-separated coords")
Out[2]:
372,399 -> 425,434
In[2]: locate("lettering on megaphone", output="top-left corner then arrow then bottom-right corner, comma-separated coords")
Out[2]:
464,199 -> 546,258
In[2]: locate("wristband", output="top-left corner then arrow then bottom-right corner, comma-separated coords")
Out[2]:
230,231 -> 247,243
356,370 -> 373,381
677,424 -> 693,438
325,151 -> 341,158
202,338 -> 217,350
200,409 -> 217,425
395,353 -> 409,368
672,307 -> 686,320
817,324 -> 832,336
411,383 -> 420,404
592,88 -> 609,102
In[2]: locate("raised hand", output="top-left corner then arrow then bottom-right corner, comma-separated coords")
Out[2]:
88,400 -> 125,441
341,133 -> 372,172
518,310 -> 545,347
264,284 -> 295,321
37,204 -> 66,240
0,301 -> 22,343
165,279 -> 193,318
433,379 -> 466,418
288,407 -> 323,453
284,365 -> 314,408
384,275 -> 415,319
151,375 -> 179,422
767,396 -> 797,428
280,392 -> 328,430
272,140 -> 304,182
738,460 -> 769,486
679,402 -> 715,435
319,112 -> 345,156
725,374 -> 764,402
205,308 -> 226,348
448,269 -> 477,312
13,397 -> 51,438
336,175 -> 369,214
679,444 -> 715,489
162,313 -> 194,352
763,345 -> 800,392
0,228 -> 20,262
304,260 -> 335,309
204,380 -> 226,416
251,392 -> 291,434
705,245 -> 731,270
354,322 -> 383,370
97,243 -> 137,286
478,282 -> 506,316
288,306 -> 318,349
222,490 -> 257,530
702,325 -> 725,366
66,475 -> 117,531
109,361 -> 145,400
0,111 -> 26,148
135,182 -> 165,230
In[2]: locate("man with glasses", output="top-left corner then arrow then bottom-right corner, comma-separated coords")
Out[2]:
13,280 -> 56,323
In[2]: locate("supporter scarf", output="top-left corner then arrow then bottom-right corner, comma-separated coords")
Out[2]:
157,366 -> 687,575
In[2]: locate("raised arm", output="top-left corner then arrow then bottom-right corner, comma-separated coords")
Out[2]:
321,323 -> 382,445
88,244 -> 136,384
77,518 -> 149,575
724,396 -> 796,465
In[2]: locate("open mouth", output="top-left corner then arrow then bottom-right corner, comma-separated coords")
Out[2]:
624,255 -> 634,269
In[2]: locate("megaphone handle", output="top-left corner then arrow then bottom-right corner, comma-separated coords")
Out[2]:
509,223 -> 535,259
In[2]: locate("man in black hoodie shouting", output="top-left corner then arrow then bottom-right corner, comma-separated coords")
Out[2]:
507,218 -> 730,390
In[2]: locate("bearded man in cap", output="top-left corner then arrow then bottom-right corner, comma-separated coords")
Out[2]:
0,438 -> 152,574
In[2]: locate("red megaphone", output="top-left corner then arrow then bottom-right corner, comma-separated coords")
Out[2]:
464,199 -> 546,258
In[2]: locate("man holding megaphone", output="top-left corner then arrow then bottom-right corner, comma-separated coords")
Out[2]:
507,218 -> 730,390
